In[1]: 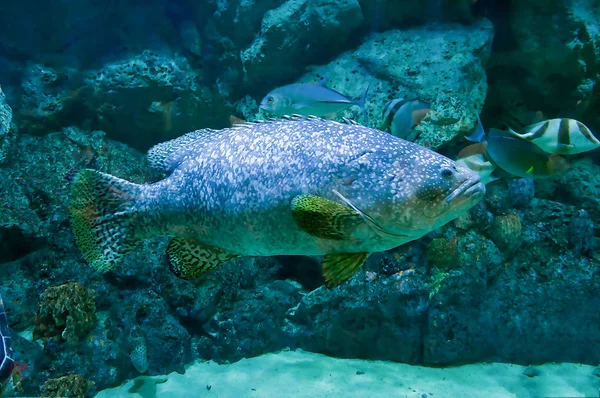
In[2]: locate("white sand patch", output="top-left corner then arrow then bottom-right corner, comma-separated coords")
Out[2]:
96,349 -> 600,398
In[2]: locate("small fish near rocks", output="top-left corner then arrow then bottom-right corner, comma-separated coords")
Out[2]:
461,116 -> 570,181
505,118 -> 599,155
69,116 -> 484,288
380,99 -> 431,142
260,79 -> 369,123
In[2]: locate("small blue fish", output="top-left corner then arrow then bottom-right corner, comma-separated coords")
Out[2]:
380,99 -> 431,141
260,78 -> 369,123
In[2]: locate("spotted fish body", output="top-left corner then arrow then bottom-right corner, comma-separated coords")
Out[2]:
507,118 -> 599,155
69,116 -> 484,287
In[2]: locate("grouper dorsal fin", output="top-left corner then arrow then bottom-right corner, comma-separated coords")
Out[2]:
147,128 -> 220,174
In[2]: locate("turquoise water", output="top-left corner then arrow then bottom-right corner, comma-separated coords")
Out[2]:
0,1 -> 599,396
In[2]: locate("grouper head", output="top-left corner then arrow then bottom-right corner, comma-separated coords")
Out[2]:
338,147 -> 485,241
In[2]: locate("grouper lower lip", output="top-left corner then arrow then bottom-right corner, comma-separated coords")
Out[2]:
425,177 -> 484,220
464,181 -> 485,199
444,176 -> 483,206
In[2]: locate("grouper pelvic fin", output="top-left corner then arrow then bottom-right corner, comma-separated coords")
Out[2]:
323,253 -> 370,288
167,238 -> 239,280
147,128 -> 219,174
69,169 -> 143,272
290,195 -> 364,241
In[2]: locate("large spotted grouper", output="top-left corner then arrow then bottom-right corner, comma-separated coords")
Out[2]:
69,116 -> 485,288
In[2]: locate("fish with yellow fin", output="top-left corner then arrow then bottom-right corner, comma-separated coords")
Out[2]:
461,116 -> 567,180
68,116 -> 484,289
503,118 -> 599,155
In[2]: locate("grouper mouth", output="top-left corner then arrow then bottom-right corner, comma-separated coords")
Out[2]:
425,177 -> 485,219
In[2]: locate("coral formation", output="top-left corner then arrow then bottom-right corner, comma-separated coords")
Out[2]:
40,374 -> 92,398
426,237 -> 459,269
33,282 -> 96,343
489,212 -> 523,252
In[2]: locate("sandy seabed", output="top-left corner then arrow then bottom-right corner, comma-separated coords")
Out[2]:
96,349 -> 600,398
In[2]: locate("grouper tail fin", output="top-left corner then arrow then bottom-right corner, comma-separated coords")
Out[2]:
69,169 -> 144,272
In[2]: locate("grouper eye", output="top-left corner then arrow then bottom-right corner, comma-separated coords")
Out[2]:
441,167 -> 454,179
267,96 -> 274,103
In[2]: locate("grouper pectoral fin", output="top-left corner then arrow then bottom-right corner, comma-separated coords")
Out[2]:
167,238 -> 239,280
291,195 -> 364,241
323,252 -> 370,288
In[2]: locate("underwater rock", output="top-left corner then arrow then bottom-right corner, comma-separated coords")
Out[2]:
33,282 -> 97,343
284,260 -> 429,363
507,178 -> 535,208
359,0 -> 480,31
209,0 -> 288,47
568,209 -> 595,256
16,64 -> 77,135
550,158 -> 600,222
199,264 -> 303,363
4,53 -> 230,152
0,86 -> 14,164
118,289 -> 191,377
0,173 -> 45,264
467,200 -> 495,231
423,202 -> 600,365
489,212 -> 523,253
0,128 -> 160,391
129,326 -> 149,374
358,0 -> 430,31
240,0 -> 364,91
39,374 -> 93,398
78,50 -> 229,151
485,0 -> 600,132
292,19 -> 493,149
426,237 -> 459,270
0,128 -> 148,268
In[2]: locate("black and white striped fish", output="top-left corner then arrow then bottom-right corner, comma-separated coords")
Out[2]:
380,99 -> 430,142
506,118 -> 599,155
